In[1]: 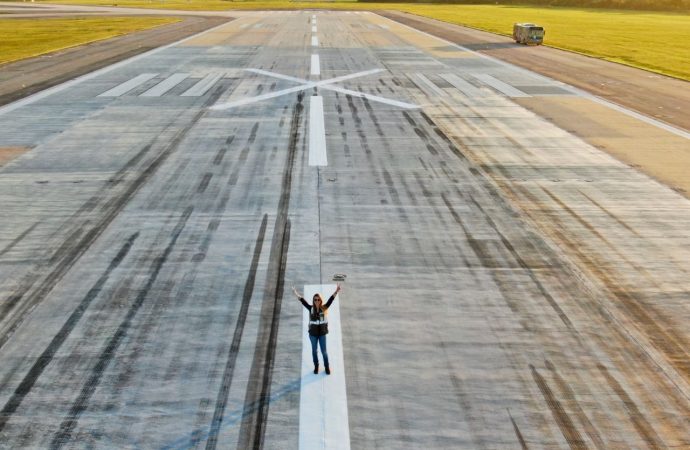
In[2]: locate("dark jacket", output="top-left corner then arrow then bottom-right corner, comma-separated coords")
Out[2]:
300,295 -> 335,336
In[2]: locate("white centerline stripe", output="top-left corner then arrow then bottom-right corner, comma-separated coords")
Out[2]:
472,74 -> 529,98
299,284 -> 350,450
309,96 -> 328,166
312,35 -> 319,47
98,73 -> 158,97
312,25 -> 318,33
311,54 -> 321,76
140,73 -> 189,97
181,73 -> 223,97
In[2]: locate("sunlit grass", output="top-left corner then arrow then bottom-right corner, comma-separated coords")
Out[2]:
0,16 -> 180,65
12,1 -> 690,80
395,4 -> 690,80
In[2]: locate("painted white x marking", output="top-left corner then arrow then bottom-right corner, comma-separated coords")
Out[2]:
210,68 -> 418,110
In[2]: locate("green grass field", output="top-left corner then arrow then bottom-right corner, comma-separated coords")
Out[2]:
7,1 -> 690,80
394,4 -> 690,81
0,16 -> 180,66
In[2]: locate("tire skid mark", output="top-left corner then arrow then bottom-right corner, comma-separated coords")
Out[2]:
382,169 -> 408,221
478,147 -> 690,416
227,123 -> 260,187
360,96 -> 385,137
49,207 -> 193,449
0,233 -> 139,433
0,223 -> 39,257
512,183 -> 690,411
423,113 -> 576,330
539,208 -> 690,381
441,191 -> 532,325
238,219 -> 292,450
579,190 -> 688,276
530,364 -> 587,449
467,195 -> 575,330
0,87 -> 226,353
441,192 -> 514,270
192,219 -> 221,263
237,93 -> 302,450
544,360 -> 606,450
596,364 -> 666,448
205,214 -> 268,450
420,98 -> 688,441
507,408 -> 530,450
213,135 -> 235,166
539,186 -> 658,281
578,191 -> 640,237
198,172 -> 213,193
439,340 -> 488,449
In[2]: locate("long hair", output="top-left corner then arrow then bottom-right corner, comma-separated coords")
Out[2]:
311,293 -> 328,316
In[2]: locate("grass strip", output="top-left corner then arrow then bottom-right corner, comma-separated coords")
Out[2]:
0,16 -> 180,65
13,1 -> 690,80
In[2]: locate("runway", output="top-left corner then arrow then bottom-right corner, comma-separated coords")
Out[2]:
0,10 -> 688,449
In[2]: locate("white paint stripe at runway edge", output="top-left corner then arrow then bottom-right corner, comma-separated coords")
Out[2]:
299,284 -> 350,450
181,73 -> 223,97
412,73 -> 445,98
309,96 -> 328,166
439,73 -> 484,98
0,21 -> 231,117
472,74 -> 529,98
140,73 -> 189,97
311,54 -> 321,76
98,73 -> 158,97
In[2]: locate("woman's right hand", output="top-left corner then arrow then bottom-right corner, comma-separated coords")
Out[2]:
292,286 -> 301,298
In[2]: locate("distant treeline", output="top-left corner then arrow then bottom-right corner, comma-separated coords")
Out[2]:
359,0 -> 690,12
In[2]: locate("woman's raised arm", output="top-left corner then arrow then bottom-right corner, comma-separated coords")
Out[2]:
293,285 -> 311,310
325,283 -> 342,308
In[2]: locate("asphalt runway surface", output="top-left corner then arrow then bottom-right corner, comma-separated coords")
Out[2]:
0,10 -> 689,449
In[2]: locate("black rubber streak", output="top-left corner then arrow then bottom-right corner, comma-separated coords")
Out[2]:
49,207 -> 193,449
507,408 -> 529,450
0,232 -> 139,433
205,214 -> 268,450
236,93 -> 302,450
530,364 -> 587,450
0,87 -> 226,352
0,223 -> 38,257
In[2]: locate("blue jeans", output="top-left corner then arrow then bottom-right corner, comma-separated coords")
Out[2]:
309,334 -> 329,367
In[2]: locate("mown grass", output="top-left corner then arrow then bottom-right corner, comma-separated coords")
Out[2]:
0,16 -> 180,65
13,1 -> 690,80
395,4 -> 690,81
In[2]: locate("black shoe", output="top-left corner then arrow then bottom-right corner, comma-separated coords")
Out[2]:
325,365 -> 331,375
314,364 -> 319,374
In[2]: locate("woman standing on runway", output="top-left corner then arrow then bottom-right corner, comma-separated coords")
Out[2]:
292,284 -> 342,375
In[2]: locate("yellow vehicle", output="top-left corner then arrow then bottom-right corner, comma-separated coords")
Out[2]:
513,23 -> 545,45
